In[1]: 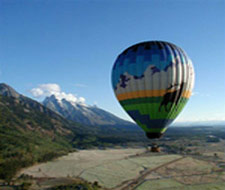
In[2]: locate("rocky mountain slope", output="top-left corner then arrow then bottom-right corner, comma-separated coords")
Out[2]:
43,94 -> 139,131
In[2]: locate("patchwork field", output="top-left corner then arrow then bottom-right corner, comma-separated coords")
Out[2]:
136,179 -> 184,190
19,148 -> 145,179
135,157 -> 225,190
19,147 -> 225,190
79,154 -> 181,188
136,180 -> 225,190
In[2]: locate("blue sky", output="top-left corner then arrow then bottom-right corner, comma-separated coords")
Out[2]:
0,0 -> 224,123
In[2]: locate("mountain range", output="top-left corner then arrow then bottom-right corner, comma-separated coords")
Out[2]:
43,94 -> 138,131
0,83 -> 90,136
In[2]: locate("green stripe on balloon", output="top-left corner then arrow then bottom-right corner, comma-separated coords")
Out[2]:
169,98 -> 189,119
135,120 -> 167,133
122,100 -> 188,120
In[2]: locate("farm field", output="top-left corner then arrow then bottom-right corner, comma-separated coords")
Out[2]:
18,146 -> 225,190
19,148 -> 145,179
136,181 -> 225,190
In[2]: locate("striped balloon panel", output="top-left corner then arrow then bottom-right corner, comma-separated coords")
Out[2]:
112,41 -> 194,135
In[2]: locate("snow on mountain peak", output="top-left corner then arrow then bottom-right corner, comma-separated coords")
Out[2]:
52,93 -> 87,107
30,83 -> 87,106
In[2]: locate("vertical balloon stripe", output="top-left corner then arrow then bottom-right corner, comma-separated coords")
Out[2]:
159,42 -> 164,125
142,46 -> 148,120
134,48 -> 141,119
164,43 -> 177,121
189,59 -> 195,95
171,45 -> 183,120
122,52 -> 129,100
126,52 -> 133,102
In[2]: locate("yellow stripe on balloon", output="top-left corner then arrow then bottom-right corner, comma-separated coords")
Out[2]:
116,90 -> 192,101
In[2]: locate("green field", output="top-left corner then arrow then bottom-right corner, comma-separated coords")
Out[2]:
164,183 -> 225,190
136,180 -> 225,190
136,179 -> 184,190
80,155 -> 181,188
19,149 -> 145,178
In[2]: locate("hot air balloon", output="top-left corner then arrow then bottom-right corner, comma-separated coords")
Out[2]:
111,41 -> 194,139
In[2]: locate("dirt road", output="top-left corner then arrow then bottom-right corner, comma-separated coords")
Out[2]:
113,156 -> 185,190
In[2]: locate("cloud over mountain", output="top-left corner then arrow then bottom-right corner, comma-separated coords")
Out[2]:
30,83 -> 86,104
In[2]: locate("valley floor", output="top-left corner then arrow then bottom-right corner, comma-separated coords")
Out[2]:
14,145 -> 225,190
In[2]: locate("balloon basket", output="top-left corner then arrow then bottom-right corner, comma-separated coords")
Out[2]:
148,142 -> 160,152
151,144 -> 160,152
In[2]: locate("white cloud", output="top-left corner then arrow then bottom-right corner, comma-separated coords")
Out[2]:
30,87 -> 44,97
30,83 -> 86,104
30,83 -> 60,98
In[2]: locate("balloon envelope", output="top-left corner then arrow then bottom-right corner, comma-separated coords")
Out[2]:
112,41 -> 194,139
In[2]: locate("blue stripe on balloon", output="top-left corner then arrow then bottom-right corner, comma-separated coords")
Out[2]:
127,110 -> 173,129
